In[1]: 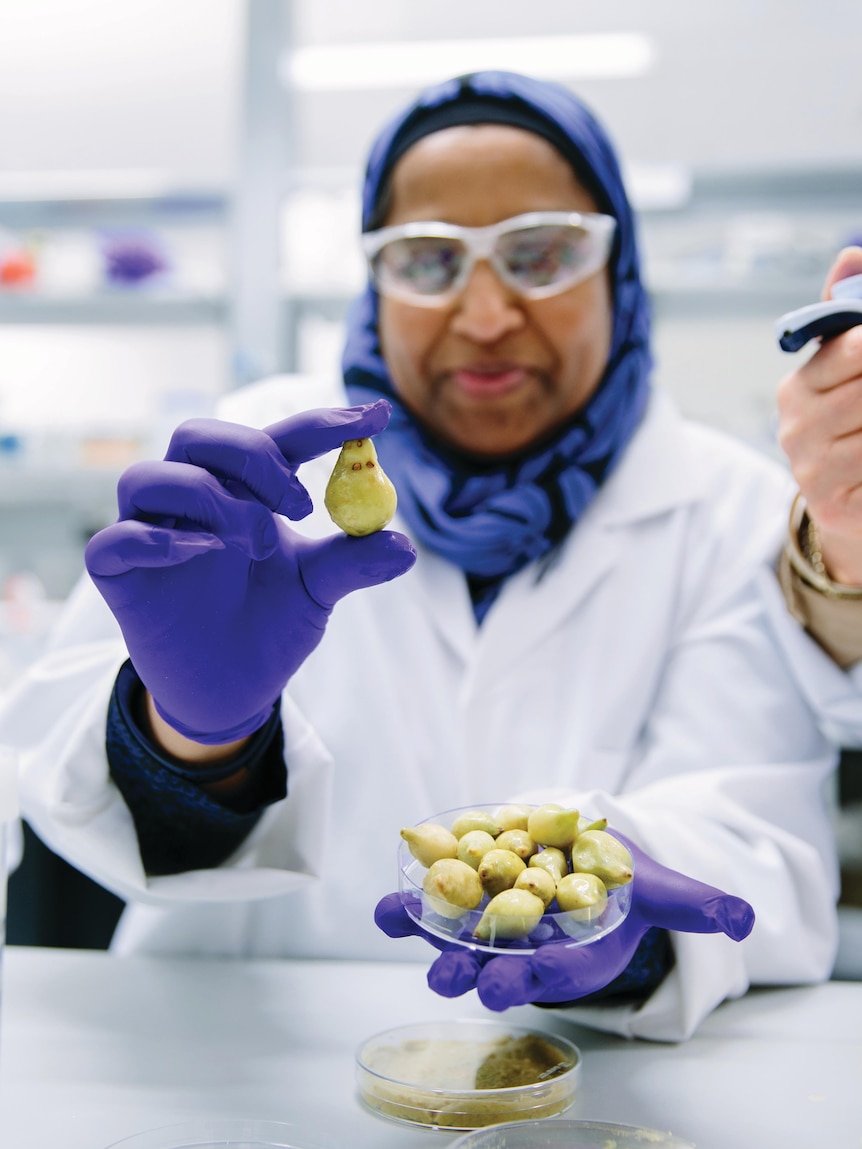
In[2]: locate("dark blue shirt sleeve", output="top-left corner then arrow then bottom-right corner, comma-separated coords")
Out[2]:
106,660 -> 287,876
106,664 -> 671,1000
536,926 -> 674,1009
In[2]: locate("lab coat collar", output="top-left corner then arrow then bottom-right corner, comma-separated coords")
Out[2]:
411,388 -> 708,673
587,388 -> 707,527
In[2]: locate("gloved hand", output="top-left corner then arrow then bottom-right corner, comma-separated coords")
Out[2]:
85,400 -> 416,743
375,832 -> 754,1011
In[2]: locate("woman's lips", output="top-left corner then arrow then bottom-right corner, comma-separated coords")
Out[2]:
449,366 -> 530,398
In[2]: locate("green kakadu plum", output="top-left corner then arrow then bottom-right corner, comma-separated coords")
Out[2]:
514,865 -> 557,908
478,848 -> 526,898
570,830 -> 634,889
457,829 -> 498,870
555,872 -> 609,921
450,810 -> 503,839
528,846 -> 568,883
400,823 -> 458,867
324,437 -> 397,536
494,828 -> 538,861
494,803 -> 533,833
527,803 -> 580,850
472,888 -> 546,941
577,815 -> 608,834
422,858 -> 483,919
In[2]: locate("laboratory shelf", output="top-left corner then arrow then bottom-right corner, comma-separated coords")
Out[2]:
0,465 -> 123,507
647,280 -> 826,318
0,283 -> 825,328
0,292 -> 225,326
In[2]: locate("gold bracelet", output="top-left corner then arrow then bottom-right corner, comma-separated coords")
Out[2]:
803,514 -> 828,577
787,493 -> 862,600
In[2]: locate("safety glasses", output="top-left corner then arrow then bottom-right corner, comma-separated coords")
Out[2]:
362,210 -> 616,307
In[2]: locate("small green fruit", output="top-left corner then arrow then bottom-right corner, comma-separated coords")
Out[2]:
514,866 -> 557,908
477,848 -> 526,898
324,437 -> 397,536
494,829 -> 538,861
473,888 -> 545,941
555,872 -> 608,915
450,810 -> 503,839
400,823 -> 458,867
570,830 -> 634,889
457,829 -> 498,870
423,858 -> 483,918
527,804 -> 580,849
528,846 -> 568,882
494,804 -> 533,832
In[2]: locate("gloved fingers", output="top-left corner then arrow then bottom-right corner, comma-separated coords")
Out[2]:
427,950 -> 487,999
474,955 -> 545,1011
298,530 -> 417,608
609,831 -> 755,942
526,936 -> 637,1003
264,400 -> 392,466
373,892 -> 466,955
117,461 -> 280,560
642,890 -> 755,942
85,519 -> 226,577
165,418 -> 313,519
374,892 -> 424,940
375,895 -> 485,1001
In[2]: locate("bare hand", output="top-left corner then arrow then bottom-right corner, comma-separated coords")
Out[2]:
777,245 -> 862,585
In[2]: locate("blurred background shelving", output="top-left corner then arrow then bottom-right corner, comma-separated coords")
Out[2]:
4,163 -> 860,604
2,0 -> 860,674
0,0 -> 860,948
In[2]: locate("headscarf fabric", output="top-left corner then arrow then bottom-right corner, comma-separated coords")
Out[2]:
342,71 -> 652,620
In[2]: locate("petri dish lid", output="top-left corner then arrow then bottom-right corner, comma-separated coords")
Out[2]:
449,1117 -> 696,1148
103,1119 -> 326,1149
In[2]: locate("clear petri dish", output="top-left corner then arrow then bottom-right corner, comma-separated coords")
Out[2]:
449,1117 -> 696,1149
103,1119 -> 323,1149
398,804 -> 633,954
356,1019 -> 581,1131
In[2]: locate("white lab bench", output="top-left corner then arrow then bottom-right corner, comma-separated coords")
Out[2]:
0,945 -> 859,1149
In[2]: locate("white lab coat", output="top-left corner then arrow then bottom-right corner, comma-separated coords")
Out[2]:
0,374 -> 854,1041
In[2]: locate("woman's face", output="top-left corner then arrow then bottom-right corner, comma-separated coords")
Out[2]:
377,124 -> 614,458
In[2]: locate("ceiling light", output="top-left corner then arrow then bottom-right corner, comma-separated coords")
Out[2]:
283,33 -> 655,92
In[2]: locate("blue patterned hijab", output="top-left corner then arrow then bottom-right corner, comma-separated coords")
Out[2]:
343,71 -> 652,620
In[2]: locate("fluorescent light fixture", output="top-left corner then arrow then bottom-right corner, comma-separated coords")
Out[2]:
283,33 -> 655,92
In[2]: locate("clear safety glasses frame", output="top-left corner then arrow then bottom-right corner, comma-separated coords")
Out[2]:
362,210 -> 617,308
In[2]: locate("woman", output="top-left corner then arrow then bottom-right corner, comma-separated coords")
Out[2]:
0,71 -> 844,1041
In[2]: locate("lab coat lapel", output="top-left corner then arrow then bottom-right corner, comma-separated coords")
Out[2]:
475,391 -> 706,680
474,509 -> 622,681
411,544 -> 478,665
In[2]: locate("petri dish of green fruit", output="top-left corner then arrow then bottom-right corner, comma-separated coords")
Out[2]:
397,803 -> 634,955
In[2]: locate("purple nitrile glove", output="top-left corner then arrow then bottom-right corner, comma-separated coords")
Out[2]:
85,400 -> 416,744
375,831 -> 755,1011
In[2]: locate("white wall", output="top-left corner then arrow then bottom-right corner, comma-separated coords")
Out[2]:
0,0 -> 242,183
0,1 -> 859,183
293,0 -> 862,174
